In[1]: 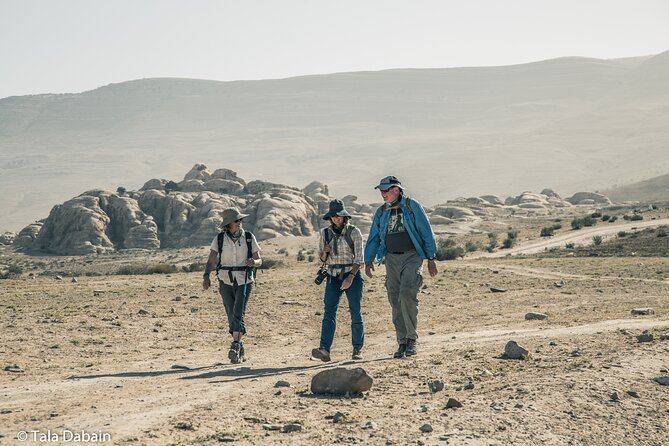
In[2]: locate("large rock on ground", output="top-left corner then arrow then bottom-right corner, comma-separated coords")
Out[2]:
246,189 -> 319,240
311,367 -> 373,394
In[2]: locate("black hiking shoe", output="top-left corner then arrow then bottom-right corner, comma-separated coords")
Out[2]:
405,339 -> 417,356
393,343 -> 407,359
228,341 -> 242,364
352,347 -> 363,360
311,347 -> 331,362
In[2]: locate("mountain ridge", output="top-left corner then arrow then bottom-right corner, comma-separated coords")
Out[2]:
1,52 -> 667,232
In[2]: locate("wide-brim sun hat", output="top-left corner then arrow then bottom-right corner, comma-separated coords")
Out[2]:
322,199 -> 352,220
374,175 -> 404,191
220,207 -> 249,227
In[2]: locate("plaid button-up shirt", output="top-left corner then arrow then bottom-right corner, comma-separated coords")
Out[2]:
319,224 -> 364,277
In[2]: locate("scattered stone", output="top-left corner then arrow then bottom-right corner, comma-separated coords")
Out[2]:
660,334 -> 669,341
148,288 -> 156,292
445,398 -> 463,409
490,287 -> 507,293
281,423 -> 302,433
137,308 -> 149,315
170,364 -> 191,370
610,390 -> 621,402
419,424 -> 433,433
525,312 -> 547,321
49,412 -> 59,417
661,368 -> 668,373
627,390 -> 640,398
55,275 -> 63,280
274,390 -> 282,396
1,409 -> 14,414
428,379 -> 444,393
655,376 -> 669,386
549,341 -> 557,346
282,300 -> 305,306
262,424 -> 282,431
215,434 -> 236,443
428,331 -> 436,335
553,281 -> 564,288
274,380 -> 291,388
188,295 -> 199,299
4,364 -> 24,373
464,382 -> 475,390
637,331 -> 654,343
311,367 -> 373,395
569,350 -> 581,357
175,296 -> 182,302
71,277 -> 78,283
504,341 -> 529,360
332,412 -> 348,423
631,308 -> 654,316
419,404 -> 428,413
514,403 -> 524,409
361,420 -> 377,430
243,416 -> 266,424
93,290 -> 105,296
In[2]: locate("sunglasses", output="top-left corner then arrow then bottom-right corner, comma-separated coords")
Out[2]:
234,219 -> 242,223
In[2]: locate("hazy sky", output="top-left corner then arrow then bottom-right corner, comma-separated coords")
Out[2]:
1,0 -> 668,99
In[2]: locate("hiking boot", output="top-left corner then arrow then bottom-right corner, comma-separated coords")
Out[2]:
405,339 -> 417,356
228,341 -> 242,364
393,343 -> 407,359
311,347 -> 331,362
352,347 -> 363,360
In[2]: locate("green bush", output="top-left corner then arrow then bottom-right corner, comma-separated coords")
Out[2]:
571,216 -> 597,230
296,251 -> 306,261
552,223 -> 562,230
116,263 -> 178,275
502,230 -> 518,248
465,241 -> 478,252
630,214 -> 643,221
601,214 -> 611,221
592,235 -> 603,246
259,258 -> 284,269
565,242 -> 575,249
591,212 -> 602,218
617,231 -> 627,238
436,238 -> 464,260
485,233 -> 498,252
540,227 -> 555,237
609,216 -> 618,223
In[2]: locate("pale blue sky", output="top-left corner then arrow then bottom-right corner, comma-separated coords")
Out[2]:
1,0 -> 668,99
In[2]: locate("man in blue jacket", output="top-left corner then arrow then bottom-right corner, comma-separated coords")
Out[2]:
364,175 -> 438,358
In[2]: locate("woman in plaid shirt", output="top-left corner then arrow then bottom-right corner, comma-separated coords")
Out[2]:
311,199 -> 365,362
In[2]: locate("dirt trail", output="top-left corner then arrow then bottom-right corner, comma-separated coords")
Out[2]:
471,218 -> 669,257
4,317 -> 668,441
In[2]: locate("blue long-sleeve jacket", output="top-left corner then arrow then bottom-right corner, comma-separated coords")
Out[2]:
364,194 -> 437,263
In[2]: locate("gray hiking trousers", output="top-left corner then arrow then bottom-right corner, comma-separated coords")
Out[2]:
385,250 -> 423,343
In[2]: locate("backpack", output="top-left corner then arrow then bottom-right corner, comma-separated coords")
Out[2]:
216,230 -> 254,278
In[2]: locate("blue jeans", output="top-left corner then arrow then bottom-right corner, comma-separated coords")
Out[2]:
319,271 -> 364,351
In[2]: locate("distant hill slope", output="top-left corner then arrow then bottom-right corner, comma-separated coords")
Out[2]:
1,51 -> 668,231
603,173 -> 669,202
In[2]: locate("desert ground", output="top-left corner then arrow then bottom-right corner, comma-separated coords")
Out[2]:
2,208 -> 669,445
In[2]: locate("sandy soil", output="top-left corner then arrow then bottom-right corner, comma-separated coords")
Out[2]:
2,237 -> 669,445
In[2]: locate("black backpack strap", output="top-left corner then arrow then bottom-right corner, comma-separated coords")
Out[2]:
216,232 -> 224,274
245,230 -> 255,281
344,225 -> 356,252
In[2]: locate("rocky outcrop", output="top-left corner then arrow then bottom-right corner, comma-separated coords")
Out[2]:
567,192 -> 612,205
246,189 -> 319,240
0,232 -> 15,245
17,165 -> 327,254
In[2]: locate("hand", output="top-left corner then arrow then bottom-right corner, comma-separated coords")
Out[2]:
364,262 -> 375,278
245,258 -> 256,267
340,275 -> 354,290
203,275 -> 211,290
427,259 -> 438,277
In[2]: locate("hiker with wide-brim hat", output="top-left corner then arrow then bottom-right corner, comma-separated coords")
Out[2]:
203,207 -> 262,364
311,199 -> 365,362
